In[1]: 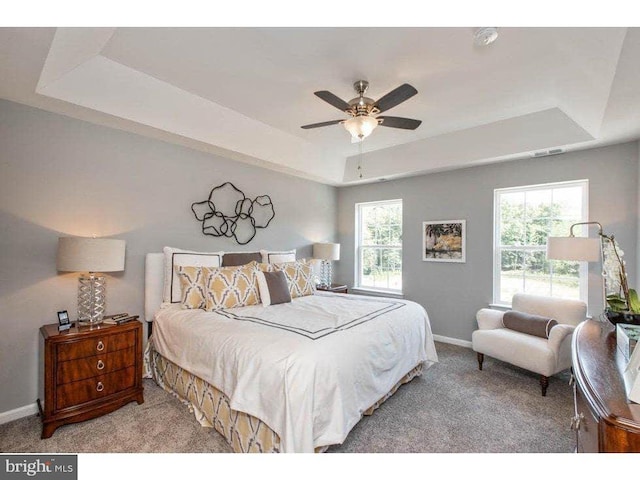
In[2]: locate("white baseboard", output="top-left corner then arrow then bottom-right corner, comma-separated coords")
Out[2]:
433,334 -> 472,349
0,402 -> 39,425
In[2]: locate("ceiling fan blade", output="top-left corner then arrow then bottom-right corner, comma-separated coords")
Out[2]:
314,91 -> 351,112
301,119 -> 344,129
377,116 -> 422,130
374,84 -> 418,113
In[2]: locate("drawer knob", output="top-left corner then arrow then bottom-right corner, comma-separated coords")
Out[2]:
96,341 -> 105,352
96,381 -> 104,392
97,360 -> 105,370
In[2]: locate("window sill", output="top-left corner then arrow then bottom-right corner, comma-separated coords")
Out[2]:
351,287 -> 405,299
489,303 -> 511,311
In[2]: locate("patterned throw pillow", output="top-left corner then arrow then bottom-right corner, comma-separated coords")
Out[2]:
269,260 -> 315,298
162,247 -> 224,303
175,266 -> 207,310
203,262 -> 262,310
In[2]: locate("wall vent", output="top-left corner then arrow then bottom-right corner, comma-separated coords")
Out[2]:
532,148 -> 564,158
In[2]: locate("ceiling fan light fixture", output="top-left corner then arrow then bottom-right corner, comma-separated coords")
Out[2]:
344,116 -> 378,140
474,27 -> 499,47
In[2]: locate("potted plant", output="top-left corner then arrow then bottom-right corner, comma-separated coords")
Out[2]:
603,234 -> 640,325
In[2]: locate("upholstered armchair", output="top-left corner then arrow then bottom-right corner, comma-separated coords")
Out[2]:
472,293 -> 587,396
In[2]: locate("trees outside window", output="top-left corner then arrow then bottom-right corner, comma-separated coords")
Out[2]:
494,180 -> 589,305
356,200 -> 402,293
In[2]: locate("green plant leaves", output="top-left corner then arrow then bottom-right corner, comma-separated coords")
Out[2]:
628,289 -> 640,314
607,294 -> 628,312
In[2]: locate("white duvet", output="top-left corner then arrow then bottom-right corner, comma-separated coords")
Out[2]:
152,291 -> 438,453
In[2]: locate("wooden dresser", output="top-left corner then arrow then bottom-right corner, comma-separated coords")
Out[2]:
38,319 -> 144,438
571,319 -> 640,452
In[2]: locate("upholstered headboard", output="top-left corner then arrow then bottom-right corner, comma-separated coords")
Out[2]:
144,253 -> 164,322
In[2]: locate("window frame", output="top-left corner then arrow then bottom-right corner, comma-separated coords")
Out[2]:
354,199 -> 403,295
492,179 -> 589,307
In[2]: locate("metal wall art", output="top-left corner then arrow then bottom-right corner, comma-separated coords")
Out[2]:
191,182 -> 275,245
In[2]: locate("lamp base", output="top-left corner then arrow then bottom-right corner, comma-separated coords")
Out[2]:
77,273 -> 106,325
317,260 -> 333,288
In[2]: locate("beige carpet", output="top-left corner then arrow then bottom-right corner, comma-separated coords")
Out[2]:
0,342 -> 573,453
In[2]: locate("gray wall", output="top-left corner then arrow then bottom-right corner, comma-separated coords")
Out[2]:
0,99 -> 337,413
337,142 -> 638,342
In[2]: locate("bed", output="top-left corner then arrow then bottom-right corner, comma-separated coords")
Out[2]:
143,252 -> 438,453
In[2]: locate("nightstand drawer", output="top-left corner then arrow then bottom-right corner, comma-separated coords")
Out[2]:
57,330 -> 135,361
56,366 -> 136,410
57,347 -> 136,385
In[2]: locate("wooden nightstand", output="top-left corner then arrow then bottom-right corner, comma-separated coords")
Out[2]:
316,283 -> 348,294
38,319 -> 144,438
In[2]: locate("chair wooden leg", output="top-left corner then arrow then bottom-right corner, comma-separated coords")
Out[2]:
540,375 -> 549,396
477,352 -> 484,371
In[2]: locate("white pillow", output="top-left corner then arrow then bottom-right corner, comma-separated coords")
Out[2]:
260,249 -> 296,264
162,247 -> 224,303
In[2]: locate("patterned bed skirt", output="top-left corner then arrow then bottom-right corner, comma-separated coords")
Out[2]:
144,339 -> 423,453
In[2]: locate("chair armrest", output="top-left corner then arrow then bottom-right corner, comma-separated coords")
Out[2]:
476,308 -> 505,330
547,324 -> 576,351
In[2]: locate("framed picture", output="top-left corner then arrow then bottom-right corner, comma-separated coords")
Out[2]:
624,340 -> 640,403
423,220 -> 466,263
57,310 -> 71,331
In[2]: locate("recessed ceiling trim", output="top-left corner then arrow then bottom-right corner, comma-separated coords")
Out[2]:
37,27 -> 116,91
343,108 -> 593,182
37,54 -> 346,184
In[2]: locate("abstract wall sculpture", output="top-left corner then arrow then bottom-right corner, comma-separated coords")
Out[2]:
191,182 -> 275,245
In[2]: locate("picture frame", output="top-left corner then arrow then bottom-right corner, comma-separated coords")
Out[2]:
423,220 -> 466,263
624,340 -> 640,404
57,310 -> 71,331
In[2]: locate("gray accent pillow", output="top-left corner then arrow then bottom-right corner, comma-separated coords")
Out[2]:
502,310 -> 558,339
257,270 -> 292,306
222,252 -> 262,267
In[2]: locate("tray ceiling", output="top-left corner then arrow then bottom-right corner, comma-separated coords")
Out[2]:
1,27 -> 639,185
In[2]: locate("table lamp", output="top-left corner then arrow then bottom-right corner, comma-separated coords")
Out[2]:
313,243 -> 340,288
57,237 -> 126,325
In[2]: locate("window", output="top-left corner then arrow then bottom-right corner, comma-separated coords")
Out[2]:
355,199 -> 402,293
494,180 -> 588,305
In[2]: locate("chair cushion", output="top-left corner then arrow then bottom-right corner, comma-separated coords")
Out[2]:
503,310 -> 558,339
472,329 -> 560,377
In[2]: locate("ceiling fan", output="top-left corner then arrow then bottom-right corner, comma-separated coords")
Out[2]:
301,80 -> 422,140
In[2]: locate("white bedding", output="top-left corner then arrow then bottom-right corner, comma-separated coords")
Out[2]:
152,291 -> 438,453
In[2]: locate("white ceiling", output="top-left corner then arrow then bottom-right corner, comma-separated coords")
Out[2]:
1,27 -> 639,185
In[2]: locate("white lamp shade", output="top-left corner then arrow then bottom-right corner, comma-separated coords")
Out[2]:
344,116 -> 378,139
313,243 -> 340,261
57,237 -> 126,272
546,237 -> 600,262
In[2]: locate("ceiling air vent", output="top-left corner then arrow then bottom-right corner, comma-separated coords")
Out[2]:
532,148 -> 564,158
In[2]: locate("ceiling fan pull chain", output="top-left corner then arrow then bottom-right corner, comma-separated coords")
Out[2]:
357,139 -> 364,179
